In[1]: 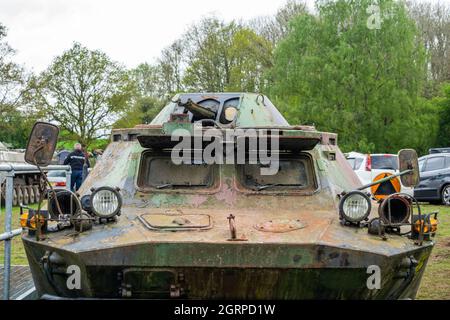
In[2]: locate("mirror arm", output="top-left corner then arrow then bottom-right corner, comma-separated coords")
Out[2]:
356,169 -> 413,192
32,146 -> 65,218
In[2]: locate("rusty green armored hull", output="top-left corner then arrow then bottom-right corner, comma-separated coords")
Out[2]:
22,93 -> 434,299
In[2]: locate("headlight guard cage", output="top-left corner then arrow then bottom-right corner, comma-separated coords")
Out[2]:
90,186 -> 123,219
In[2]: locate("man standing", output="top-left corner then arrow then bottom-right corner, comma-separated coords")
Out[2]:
64,143 -> 90,191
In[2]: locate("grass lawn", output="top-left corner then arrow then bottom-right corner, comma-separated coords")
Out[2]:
416,204 -> 450,300
0,205 -> 32,265
1,204 -> 449,299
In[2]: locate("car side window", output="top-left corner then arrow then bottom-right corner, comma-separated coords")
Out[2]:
423,157 -> 445,172
354,158 -> 363,170
419,159 -> 425,172
347,157 -> 363,170
446,157 -> 450,168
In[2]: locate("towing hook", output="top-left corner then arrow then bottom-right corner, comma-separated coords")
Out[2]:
227,214 -> 237,240
227,214 -> 248,241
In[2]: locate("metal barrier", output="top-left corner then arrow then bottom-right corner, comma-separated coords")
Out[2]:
0,164 -> 71,300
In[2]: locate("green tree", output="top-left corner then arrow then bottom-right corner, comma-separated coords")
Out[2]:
250,0 -> 308,45
269,0 -> 427,153
227,29 -> 273,92
30,42 -> 134,147
0,23 -> 35,148
408,1 -> 450,97
435,84 -> 450,148
158,42 -> 184,95
130,63 -> 163,98
113,62 -> 167,129
0,23 -> 24,109
183,17 -> 272,92
113,96 -> 165,129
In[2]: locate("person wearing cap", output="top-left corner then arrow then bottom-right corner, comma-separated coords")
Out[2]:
64,143 -> 90,191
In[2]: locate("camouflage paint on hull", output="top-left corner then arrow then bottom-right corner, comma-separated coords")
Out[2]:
21,93 -> 436,299
23,237 -> 432,299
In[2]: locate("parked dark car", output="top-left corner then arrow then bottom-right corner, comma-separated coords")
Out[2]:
429,147 -> 450,154
414,153 -> 450,205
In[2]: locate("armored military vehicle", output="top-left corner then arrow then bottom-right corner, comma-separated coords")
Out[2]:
0,141 -> 41,205
21,93 -> 437,299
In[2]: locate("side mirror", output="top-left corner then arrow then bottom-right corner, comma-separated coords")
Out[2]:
398,149 -> 420,187
25,122 -> 59,167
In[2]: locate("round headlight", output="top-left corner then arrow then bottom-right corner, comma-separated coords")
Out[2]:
90,186 -> 122,218
339,191 -> 371,223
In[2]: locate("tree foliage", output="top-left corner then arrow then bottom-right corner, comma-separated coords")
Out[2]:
408,0 -> 450,97
0,23 -> 36,148
269,0 -> 431,154
158,42 -> 184,95
130,63 -> 163,98
30,43 -> 134,147
249,0 -> 308,45
0,23 -> 24,109
3,0 -> 450,154
114,17 -> 273,128
435,83 -> 450,147
182,17 -> 272,92
113,96 -> 164,129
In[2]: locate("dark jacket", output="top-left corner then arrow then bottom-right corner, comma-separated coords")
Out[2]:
63,150 -> 90,171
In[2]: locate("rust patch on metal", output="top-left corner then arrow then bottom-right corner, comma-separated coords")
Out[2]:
138,213 -> 212,231
254,219 -> 306,233
190,195 -> 208,207
215,182 -> 237,206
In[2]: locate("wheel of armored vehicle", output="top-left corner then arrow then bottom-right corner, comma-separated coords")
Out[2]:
15,186 -> 23,206
33,185 -> 40,202
27,185 -> 33,204
22,186 -> 30,205
28,186 -> 35,204
12,189 -> 18,206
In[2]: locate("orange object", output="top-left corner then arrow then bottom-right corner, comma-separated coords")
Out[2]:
414,218 -> 438,234
21,212 -> 46,230
370,172 -> 401,201
20,212 -> 29,228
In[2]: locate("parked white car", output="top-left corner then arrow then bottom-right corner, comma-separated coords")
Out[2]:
46,170 -> 67,188
345,152 -> 413,196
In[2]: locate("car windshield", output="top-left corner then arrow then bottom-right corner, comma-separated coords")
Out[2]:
371,155 -> 398,170
241,158 -> 312,191
138,156 -> 213,189
46,170 -> 66,178
347,157 -> 363,170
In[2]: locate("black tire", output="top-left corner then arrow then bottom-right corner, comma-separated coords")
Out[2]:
22,186 -> 29,205
12,189 -> 18,206
29,186 -> 36,204
16,187 -> 23,206
33,185 -> 41,202
441,184 -> 450,206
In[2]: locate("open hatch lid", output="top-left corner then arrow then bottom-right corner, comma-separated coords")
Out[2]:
136,126 -> 323,151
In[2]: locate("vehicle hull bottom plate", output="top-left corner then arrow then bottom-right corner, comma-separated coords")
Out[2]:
23,240 -> 432,300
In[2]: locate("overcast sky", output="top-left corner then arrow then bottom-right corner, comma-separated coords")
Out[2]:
0,0 -> 299,72
0,0 -> 448,73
